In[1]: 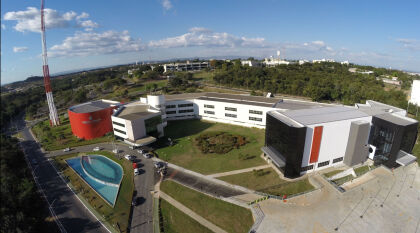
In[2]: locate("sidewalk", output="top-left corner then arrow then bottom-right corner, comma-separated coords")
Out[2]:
159,191 -> 227,233
207,164 -> 271,178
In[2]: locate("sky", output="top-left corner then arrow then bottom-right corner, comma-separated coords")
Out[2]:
1,0 -> 420,84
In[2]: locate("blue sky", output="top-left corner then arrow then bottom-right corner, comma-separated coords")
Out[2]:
1,0 -> 420,84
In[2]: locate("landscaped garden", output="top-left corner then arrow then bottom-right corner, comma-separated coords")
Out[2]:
154,119 -> 266,174
32,115 -> 114,151
218,168 -> 315,196
52,151 -> 134,233
160,180 -> 254,233
160,199 -> 213,233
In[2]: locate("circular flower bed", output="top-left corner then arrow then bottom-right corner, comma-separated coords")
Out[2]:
195,131 -> 248,154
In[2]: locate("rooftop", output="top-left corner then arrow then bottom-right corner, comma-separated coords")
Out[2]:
356,100 -> 405,116
280,106 -> 369,125
374,113 -> 418,126
114,104 -> 158,121
69,100 -> 119,113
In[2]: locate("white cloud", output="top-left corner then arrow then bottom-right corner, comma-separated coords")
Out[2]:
396,38 -> 420,51
149,27 -> 267,48
13,46 -> 28,53
3,7 -> 98,32
78,20 -> 98,28
282,40 -> 334,54
162,0 -> 173,11
49,30 -> 144,57
1,24 -> 5,30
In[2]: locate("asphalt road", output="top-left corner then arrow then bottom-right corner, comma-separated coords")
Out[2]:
16,118 -> 109,233
164,167 -> 245,198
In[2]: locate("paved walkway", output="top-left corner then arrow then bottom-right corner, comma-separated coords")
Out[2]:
159,191 -> 228,233
207,164 -> 271,178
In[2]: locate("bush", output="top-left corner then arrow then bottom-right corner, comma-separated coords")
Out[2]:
195,131 -> 248,154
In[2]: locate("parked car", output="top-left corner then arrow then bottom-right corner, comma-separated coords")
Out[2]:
142,153 -> 152,159
134,168 -> 140,176
124,155 -> 133,160
63,147 -> 71,152
112,149 -> 119,154
154,161 -> 165,169
93,147 -> 101,151
131,197 -> 139,206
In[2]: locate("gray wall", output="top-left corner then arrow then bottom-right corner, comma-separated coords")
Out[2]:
344,121 -> 370,166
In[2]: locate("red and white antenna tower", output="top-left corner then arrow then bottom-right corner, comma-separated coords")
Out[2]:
40,0 -> 59,126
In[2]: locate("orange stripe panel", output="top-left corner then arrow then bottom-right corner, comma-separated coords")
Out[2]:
309,126 -> 323,163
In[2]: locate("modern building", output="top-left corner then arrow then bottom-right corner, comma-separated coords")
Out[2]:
68,100 -> 121,140
111,100 -> 165,147
262,100 -> 418,178
163,61 -> 209,73
410,80 -> 420,106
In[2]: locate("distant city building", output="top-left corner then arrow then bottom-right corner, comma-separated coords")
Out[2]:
264,57 -> 290,66
299,60 -> 309,65
349,68 -> 374,75
410,80 -> 420,106
241,60 -> 261,67
312,59 -> 335,63
163,61 -> 209,73
341,61 -> 349,65
378,76 -> 401,86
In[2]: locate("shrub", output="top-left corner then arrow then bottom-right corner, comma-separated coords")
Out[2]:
195,131 -> 248,154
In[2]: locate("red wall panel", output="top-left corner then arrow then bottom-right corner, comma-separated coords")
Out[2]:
309,126 -> 323,163
68,107 -> 115,140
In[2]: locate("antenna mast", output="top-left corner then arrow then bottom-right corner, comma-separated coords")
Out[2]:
40,0 -> 60,126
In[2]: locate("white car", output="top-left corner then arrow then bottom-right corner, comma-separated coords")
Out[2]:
124,154 -> 135,161
63,147 -> 71,152
112,149 -> 119,154
93,147 -> 102,151
134,168 -> 140,176
137,149 -> 147,154
143,153 -> 152,159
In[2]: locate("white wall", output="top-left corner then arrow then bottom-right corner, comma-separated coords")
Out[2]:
300,116 -> 372,174
111,116 -> 128,139
410,80 -> 420,106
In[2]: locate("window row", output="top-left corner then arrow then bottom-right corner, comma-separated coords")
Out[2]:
249,110 -> 263,115
112,121 -> 125,127
333,157 -> 343,163
179,109 -> 194,113
114,128 -> 126,135
317,160 -> 330,168
178,103 -> 193,108
166,110 -> 176,115
166,104 -> 176,109
204,110 -> 215,115
301,165 -> 314,171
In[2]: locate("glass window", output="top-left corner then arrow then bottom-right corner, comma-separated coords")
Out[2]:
112,121 -> 125,127
317,161 -> 330,168
249,110 -> 263,115
114,128 -> 126,135
166,105 -> 176,109
249,117 -> 262,122
204,110 -> 215,115
333,157 -> 343,163
204,104 -> 214,109
179,109 -> 194,113
166,110 -> 176,114
225,113 -> 237,118
178,103 -> 193,108
225,107 -> 237,111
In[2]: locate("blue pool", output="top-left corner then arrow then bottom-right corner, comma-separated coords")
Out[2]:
66,155 -> 123,206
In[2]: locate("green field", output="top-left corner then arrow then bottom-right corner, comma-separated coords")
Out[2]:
155,119 -> 266,174
52,151 -> 134,233
32,115 -> 113,151
160,199 -> 213,233
218,168 -> 315,196
323,169 -> 344,178
160,180 -> 253,233
127,80 -> 168,94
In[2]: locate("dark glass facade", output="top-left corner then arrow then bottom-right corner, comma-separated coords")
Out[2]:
369,116 -> 418,167
265,114 -> 307,178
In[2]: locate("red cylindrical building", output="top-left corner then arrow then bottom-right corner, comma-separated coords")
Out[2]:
68,100 -> 120,140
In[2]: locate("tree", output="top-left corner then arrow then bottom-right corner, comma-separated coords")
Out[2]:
154,65 -> 164,74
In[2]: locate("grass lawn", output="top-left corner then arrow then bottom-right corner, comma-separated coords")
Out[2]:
160,180 -> 253,233
127,80 -> 168,94
154,119 -> 266,174
354,165 -> 371,176
53,151 -> 134,233
413,141 -> 420,163
192,71 -> 214,82
32,115 -> 114,151
323,169 -> 344,178
218,168 -> 315,196
332,175 -> 353,186
160,199 -> 213,233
